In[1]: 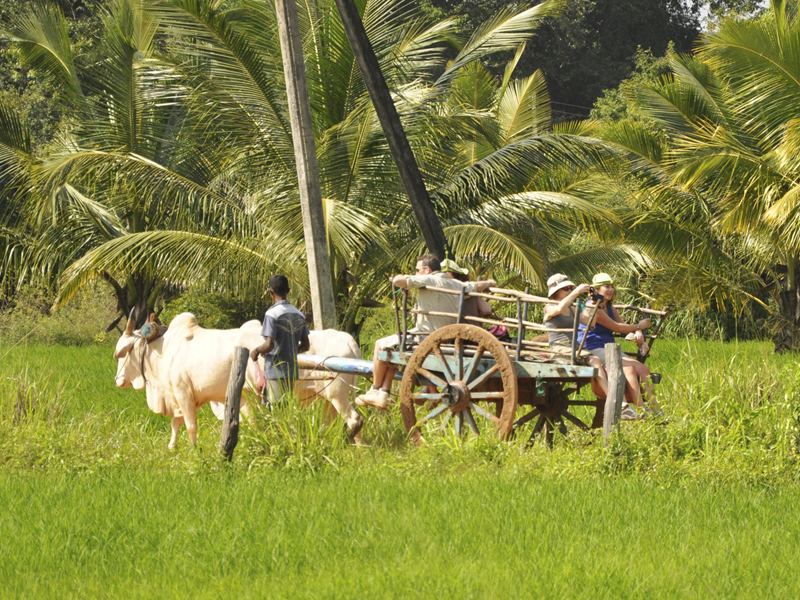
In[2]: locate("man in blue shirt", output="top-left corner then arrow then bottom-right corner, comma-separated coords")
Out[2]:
250,275 -> 310,405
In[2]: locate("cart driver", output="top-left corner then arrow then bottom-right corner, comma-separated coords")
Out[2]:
355,254 -> 496,410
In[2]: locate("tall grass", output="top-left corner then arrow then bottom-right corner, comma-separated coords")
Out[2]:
1,338 -> 799,597
0,338 -> 798,484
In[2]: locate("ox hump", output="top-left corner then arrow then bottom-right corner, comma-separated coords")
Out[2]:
167,312 -> 200,340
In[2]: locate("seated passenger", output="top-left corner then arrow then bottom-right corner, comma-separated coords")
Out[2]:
441,258 -> 493,319
355,254 -> 496,410
544,273 -> 608,396
578,273 -> 658,419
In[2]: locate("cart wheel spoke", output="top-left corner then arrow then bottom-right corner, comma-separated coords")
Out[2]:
466,363 -> 500,390
545,418 -> 555,446
469,391 -> 507,400
411,392 -> 444,401
528,414 -> 546,445
416,367 -> 448,389
513,408 -> 540,430
432,343 -> 454,383
420,402 -> 449,424
454,337 -> 464,380
462,344 -> 485,384
464,409 -> 480,437
454,412 -> 463,436
469,402 -> 500,425
440,411 -> 452,431
562,409 -> 590,431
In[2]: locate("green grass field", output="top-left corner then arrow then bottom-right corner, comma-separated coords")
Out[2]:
1,338 -> 799,598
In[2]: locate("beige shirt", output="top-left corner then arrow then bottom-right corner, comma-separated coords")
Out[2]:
406,272 -> 478,332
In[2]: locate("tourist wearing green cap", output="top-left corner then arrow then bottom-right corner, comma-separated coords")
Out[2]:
442,259 -> 493,320
578,273 -> 659,419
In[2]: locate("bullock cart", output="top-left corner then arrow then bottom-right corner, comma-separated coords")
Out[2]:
299,285 -> 667,446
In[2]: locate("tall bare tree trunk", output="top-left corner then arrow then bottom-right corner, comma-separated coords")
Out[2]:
775,254 -> 800,352
275,0 -> 337,329
333,0 -> 448,259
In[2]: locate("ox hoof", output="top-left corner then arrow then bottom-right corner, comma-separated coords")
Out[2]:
346,414 -> 364,443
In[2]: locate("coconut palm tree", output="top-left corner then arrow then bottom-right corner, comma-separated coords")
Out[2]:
2,0 -> 646,335
588,0 -> 800,349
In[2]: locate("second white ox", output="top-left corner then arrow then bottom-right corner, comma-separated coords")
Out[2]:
113,312 -> 364,447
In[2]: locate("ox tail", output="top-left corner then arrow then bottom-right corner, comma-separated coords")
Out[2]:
346,336 -> 362,360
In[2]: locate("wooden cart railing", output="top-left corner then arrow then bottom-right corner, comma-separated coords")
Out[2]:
393,284 -> 668,367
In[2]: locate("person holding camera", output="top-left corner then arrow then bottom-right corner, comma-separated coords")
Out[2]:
544,273 -> 610,399
578,273 -> 658,419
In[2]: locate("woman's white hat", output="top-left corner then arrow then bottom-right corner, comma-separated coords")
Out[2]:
547,273 -> 575,298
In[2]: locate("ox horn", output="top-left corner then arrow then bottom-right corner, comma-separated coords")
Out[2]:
124,308 -> 136,336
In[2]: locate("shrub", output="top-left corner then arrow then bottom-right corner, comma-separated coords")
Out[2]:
160,289 -> 261,329
0,285 -> 118,346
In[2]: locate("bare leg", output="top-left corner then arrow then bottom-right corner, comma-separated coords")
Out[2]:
633,362 -> 657,405
586,356 -> 608,397
371,344 -> 395,391
169,416 -> 184,449
622,361 -> 642,407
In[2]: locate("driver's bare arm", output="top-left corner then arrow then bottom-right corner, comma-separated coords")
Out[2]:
250,337 -> 275,362
299,333 -> 310,353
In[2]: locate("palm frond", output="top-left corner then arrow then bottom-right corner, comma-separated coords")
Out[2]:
435,0 -> 564,86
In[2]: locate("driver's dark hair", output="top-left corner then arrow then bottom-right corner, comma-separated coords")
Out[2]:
417,253 -> 440,272
269,274 -> 290,297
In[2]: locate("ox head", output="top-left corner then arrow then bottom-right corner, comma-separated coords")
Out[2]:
114,310 -> 146,389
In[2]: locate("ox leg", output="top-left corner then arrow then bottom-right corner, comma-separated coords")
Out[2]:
175,393 -> 198,446
169,416 -> 184,449
240,399 -> 252,420
323,377 -> 364,445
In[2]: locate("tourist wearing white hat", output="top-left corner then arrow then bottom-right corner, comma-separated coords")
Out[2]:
543,273 -> 610,398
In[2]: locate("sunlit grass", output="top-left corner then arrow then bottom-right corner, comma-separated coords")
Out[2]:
0,471 -> 798,599
1,338 -> 799,597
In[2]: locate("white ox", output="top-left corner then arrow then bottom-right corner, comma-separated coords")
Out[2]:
113,312 -> 364,447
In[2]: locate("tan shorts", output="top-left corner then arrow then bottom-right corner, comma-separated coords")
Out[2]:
587,347 -> 606,364
376,332 -> 423,350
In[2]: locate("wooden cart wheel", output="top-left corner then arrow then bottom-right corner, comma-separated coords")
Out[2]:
517,384 -> 596,447
400,324 -> 518,445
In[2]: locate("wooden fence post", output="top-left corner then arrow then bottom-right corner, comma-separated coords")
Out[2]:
220,347 -> 249,461
603,342 -> 625,446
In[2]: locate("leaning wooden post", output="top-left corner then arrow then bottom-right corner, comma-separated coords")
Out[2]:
603,342 -> 625,446
220,347 -> 249,461
332,0 -> 448,259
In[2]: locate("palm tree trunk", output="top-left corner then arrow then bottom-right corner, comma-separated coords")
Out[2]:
333,0 -> 448,259
275,0 -> 338,330
775,253 -> 799,353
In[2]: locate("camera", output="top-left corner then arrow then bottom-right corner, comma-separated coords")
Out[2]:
589,286 -> 604,303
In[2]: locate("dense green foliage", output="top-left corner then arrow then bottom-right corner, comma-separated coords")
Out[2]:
4,0 -> 800,348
